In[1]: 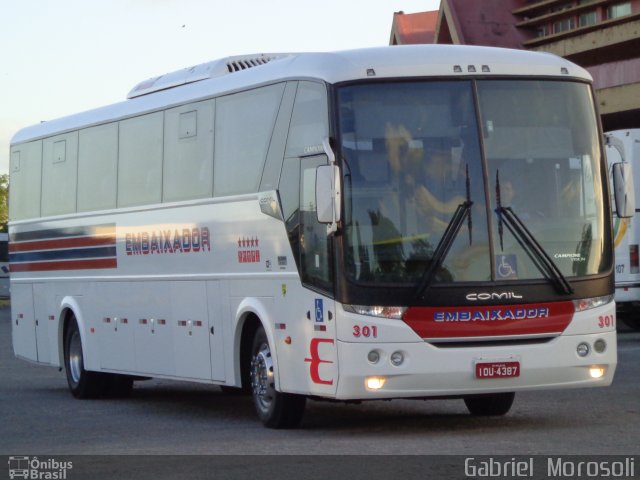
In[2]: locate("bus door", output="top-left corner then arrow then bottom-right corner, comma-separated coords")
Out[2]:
302,155 -> 338,394
279,154 -> 338,396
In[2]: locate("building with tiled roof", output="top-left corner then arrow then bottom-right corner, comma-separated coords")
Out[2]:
390,11 -> 438,45
390,0 -> 640,131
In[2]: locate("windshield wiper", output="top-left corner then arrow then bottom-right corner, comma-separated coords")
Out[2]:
494,171 -> 572,295
496,206 -> 573,295
414,200 -> 473,300
415,165 -> 473,300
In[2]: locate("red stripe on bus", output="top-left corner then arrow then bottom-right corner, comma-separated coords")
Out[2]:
10,258 -> 117,272
9,235 -> 116,253
403,302 -> 574,339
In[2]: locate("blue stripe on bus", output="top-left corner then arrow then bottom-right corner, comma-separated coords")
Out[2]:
10,246 -> 117,263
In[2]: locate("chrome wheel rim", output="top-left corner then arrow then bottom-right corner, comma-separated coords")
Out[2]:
68,330 -> 83,384
250,342 -> 275,413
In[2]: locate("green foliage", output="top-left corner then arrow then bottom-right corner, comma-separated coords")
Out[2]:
0,174 -> 8,232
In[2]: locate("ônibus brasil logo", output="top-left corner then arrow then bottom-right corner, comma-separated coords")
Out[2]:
8,456 -> 72,479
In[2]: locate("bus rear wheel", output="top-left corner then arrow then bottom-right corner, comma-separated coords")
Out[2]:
64,317 -> 134,398
249,326 -> 306,428
464,392 -> 515,416
64,316 -> 108,399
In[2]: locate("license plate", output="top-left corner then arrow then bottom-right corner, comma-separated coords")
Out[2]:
475,361 -> 520,379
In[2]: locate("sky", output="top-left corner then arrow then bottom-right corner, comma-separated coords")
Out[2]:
0,0 -> 440,176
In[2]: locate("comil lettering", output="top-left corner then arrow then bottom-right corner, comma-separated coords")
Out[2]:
466,292 -> 523,301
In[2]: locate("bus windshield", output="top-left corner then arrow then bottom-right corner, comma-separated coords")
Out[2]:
338,79 -> 610,286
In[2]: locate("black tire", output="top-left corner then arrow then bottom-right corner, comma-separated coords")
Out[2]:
464,392 -> 515,416
104,374 -> 134,398
219,385 -> 249,396
64,316 -> 108,399
249,326 -> 306,428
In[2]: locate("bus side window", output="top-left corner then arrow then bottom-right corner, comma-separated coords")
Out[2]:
214,84 -> 285,196
285,82 -> 328,158
281,80 -> 332,291
280,157 -> 301,270
9,142 -> 42,221
163,100 -> 215,202
78,123 -> 118,212
118,112 -> 164,208
299,156 -> 333,291
42,133 -> 78,216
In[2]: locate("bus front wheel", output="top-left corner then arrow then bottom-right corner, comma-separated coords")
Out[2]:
464,392 -> 515,416
249,326 -> 306,428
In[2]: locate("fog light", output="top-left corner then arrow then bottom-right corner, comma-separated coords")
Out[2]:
366,376 -> 386,390
390,351 -> 404,366
367,350 -> 380,364
594,339 -> 606,354
577,342 -> 590,357
589,367 -> 605,379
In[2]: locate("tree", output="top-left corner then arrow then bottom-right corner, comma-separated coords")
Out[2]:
0,174 -> 8,232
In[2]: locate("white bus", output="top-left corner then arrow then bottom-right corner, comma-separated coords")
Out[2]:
0,232 -> 9,298
9,45 -> 630,428
606,129 -> 640,329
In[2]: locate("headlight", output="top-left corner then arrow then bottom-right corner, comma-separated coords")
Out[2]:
365,376 -> 386,390
343,305 -> 407,319
573,295 -> 614,312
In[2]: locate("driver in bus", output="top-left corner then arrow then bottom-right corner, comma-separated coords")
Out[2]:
384,122 -> 466,233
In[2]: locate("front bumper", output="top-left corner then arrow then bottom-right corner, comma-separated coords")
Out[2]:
333,330 -> 617,400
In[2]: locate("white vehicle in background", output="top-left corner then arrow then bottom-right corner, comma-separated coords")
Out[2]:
606,129 -> 640,330
0,232 -> 9,299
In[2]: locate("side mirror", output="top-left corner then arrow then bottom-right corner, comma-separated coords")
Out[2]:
316,164 -> 341,226
613,162 -> 635,218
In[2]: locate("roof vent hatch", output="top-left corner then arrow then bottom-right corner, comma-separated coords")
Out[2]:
127,53 -> 293,99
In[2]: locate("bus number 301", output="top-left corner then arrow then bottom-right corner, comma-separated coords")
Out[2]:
598,315 -> 615,328
353,325 -> 378,338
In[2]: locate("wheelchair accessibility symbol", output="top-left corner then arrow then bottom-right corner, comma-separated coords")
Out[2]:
497,254 -> 518,279
315,299 -> 324,323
